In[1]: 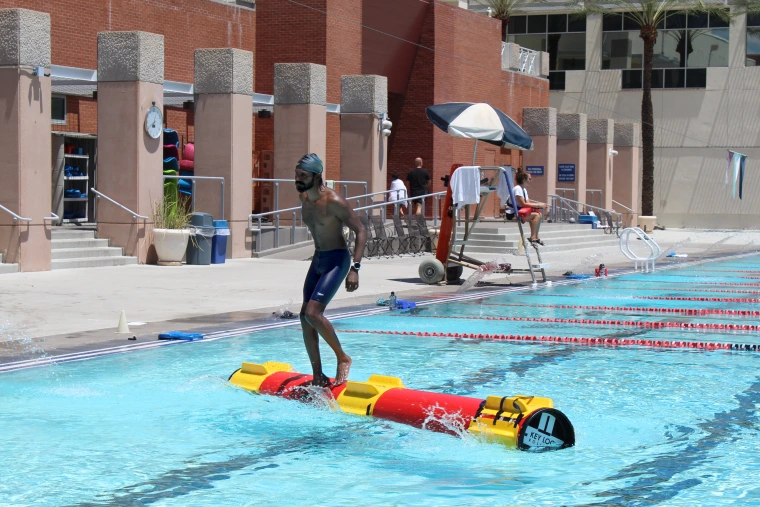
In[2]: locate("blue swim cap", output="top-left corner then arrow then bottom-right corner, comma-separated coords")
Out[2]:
296,153 -> 323,175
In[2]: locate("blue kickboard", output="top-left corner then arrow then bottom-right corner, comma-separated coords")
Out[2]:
565,274 -> 592,279
396,300 -> 417,309
158,331 -> 204,341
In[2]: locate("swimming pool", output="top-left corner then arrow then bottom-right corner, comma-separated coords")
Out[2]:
2,255 -> 760,506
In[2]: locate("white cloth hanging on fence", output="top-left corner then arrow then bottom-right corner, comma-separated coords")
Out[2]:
450,166 -> 481,208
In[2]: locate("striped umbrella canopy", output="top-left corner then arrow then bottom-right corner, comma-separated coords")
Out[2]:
426,102 -> 533,151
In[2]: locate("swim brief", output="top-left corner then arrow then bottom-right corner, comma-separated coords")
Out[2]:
303,249 -> 351,305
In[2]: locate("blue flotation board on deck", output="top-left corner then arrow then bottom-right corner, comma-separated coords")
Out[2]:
158,331 -> 204,341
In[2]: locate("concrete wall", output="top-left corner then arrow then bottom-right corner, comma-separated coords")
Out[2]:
551,11 -> 760,228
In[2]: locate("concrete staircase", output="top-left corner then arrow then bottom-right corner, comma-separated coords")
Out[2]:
51,228 -> 138,269
0,253 -> 19,274
455,222 -> 620,256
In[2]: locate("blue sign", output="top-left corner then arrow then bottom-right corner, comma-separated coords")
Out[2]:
526,166 -> 544,176
558,164 -> 576,182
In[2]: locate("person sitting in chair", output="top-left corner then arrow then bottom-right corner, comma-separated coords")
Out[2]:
512,168 -> 548,247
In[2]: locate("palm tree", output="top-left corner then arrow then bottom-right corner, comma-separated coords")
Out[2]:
475,0 -> 545,41
576,0 -> 731,217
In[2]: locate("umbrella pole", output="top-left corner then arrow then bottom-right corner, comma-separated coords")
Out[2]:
471,139 -> 478,165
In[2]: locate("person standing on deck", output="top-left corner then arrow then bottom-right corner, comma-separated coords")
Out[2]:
296,153 -> 366,387
406,158 -> 431,215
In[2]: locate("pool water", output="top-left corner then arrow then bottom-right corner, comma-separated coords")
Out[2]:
2,256 -> 760,506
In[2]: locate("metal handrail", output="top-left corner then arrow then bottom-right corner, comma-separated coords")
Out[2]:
91,189 -> 148,220
252,178 -> 369,217
586,189 -> 602,210
555,188 -> 576,201
548,194 -> 622,230
620,227 -> 661,272
43,212 -> 60,222
0,204 -> 32,222
164,174 -> 225,220
520,46 -> 538,75
612,199 -> 636,214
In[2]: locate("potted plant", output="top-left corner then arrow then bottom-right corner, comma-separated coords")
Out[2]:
152,198 -> 191,265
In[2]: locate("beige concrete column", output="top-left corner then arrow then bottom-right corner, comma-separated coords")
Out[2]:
586,118 -> 614,210
0,9 -> 52,272
520,108 -> 557,206
556,113 -> 587,210
194,49 -> 254,258
274,63 -> 327,210
96,31 -> 164,264
340,75 -> 388,196
613,123 -> 641,227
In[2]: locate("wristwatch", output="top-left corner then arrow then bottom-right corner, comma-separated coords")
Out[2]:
351,262 -> 362,271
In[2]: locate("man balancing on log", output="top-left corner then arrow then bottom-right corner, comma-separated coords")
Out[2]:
296,153 -> 366,387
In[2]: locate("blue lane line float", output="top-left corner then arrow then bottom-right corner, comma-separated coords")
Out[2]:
158,331 -> 204,341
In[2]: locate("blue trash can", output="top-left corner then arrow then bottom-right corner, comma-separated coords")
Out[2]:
211,220 -> 229,264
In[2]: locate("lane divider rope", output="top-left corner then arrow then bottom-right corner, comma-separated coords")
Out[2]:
388,314 -> 760,331
635,295 -> 760,303
342,329 -> 759,351
474,303 -> 760,317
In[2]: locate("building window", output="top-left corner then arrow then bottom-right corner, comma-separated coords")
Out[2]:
747,14 -> 760,67
603,10 -> 727,89
508,14 -> 585,91
52,95 -> 66,124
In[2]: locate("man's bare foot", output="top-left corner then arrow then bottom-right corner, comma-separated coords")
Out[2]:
333,356 -> 352,386
310,372 -> 331,387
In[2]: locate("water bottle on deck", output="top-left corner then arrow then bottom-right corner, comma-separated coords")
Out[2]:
389,292 -> 397,310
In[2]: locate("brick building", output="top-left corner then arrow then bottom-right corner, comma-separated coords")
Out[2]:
2,0 -> 547,212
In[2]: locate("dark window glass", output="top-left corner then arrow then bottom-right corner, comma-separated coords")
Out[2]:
746,32 -> 760,66
567,15 -> 586,32
511,34 -> 546,52
603,13 -> 622,31
687,28 -> 728,68
656,17 -> 665,30
528,15 -> 547,33
666,13 -> 686,29
686,68 -> 707,87
548,14 -> 567,33
602,32 -> 644,69
654,30 -> 686,68
547,33 -> 586,70
688,13 -> 708,29
51,96 -> 66,122
664,68 -> 685,87
747,13 -> 760,27
549,71 -> 565,90
622,69 -> 642,88
709,10 -> 729,28
650,69 -> 665,88
623,15 -> 641,31
509,16 -> 526,34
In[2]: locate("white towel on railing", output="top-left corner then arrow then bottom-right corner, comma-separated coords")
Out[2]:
450,166 -> 481,208
496,167 -> 512,204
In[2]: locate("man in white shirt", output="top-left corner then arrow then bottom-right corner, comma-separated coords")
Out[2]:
388,174 -> 408,216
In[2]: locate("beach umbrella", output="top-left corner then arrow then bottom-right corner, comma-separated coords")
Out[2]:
426,102 -> 533,159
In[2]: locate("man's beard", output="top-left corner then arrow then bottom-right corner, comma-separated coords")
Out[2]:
295,178 -> 317,193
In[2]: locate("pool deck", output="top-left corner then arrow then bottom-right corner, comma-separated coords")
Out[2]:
1,228 -> 759,365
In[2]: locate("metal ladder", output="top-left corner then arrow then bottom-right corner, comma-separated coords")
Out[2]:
619,227 -> 661,272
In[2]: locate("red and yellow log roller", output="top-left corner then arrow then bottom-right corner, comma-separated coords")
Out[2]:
229,361 -> 575,451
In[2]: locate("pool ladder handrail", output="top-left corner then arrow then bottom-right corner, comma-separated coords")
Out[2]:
619,227 -> 661,272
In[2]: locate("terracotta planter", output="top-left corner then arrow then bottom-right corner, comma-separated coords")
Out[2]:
637,216 -> 657,233
153,228 -> 190,266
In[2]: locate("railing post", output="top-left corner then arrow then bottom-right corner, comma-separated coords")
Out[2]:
291,210 -> 296,245
274,212 -> 280,248
191,180 -> 196,211
256,217 -> 262,253
220,179 -> 225,220
274,182 -> 279,217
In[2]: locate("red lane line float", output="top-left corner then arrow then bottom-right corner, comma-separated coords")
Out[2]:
344,330 -> 759,351
229,361 -> 575,451
388,314 -> 760,332
636,295 -> 760,303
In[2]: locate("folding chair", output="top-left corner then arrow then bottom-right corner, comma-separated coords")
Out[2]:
359,215 -> 381,258
392,214 -> 410,256
371,215 -> 395,257
406,213 -> 425,255
415,214 -> 435,253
